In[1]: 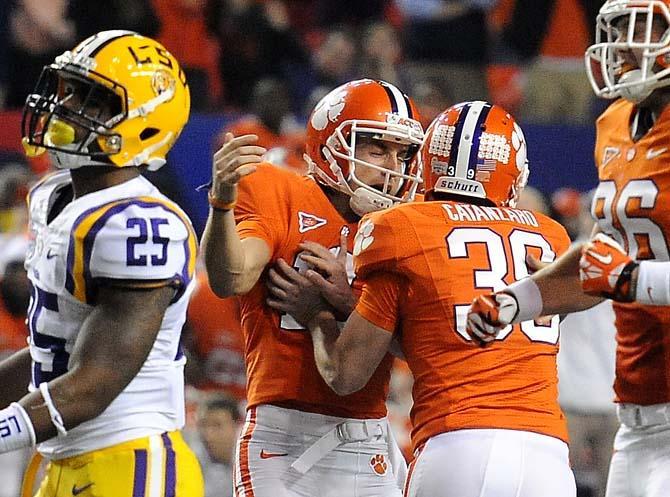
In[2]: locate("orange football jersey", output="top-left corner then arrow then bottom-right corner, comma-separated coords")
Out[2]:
233,163 -> 392,418
186,272 -> 246,399
353,201 -> 571,451
593,99 -> 670,405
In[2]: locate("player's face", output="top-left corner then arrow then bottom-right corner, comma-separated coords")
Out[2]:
612,14 -> 668,73
353,136 -> 412,195
55,75 -> 118,141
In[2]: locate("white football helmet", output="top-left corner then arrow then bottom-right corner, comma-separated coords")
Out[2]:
585,0 -> 670,103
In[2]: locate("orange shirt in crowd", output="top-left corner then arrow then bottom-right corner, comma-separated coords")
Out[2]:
0,297 -> 28,360
223,118 -> 307,173
187,273 -> 246,400
152,0 -> 221,101
540,0 -> 590,59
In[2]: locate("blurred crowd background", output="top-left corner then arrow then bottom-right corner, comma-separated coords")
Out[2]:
0,1 -> 617,497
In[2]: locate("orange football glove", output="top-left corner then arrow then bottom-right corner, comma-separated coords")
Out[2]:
466,292 -> 518,346
579,233 -> 637,302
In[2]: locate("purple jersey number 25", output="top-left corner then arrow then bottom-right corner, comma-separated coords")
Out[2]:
126,217 -> 169,266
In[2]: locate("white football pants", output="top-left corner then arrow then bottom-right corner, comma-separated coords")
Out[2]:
234,404 -> 405,497
605,403 -> 670,497
404,429 -> 576,497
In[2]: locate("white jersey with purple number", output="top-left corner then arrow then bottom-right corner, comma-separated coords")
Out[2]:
25,171 -> 197,459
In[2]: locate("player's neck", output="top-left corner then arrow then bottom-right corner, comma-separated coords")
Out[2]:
70,166 -> 141,198
320,184 -> 359,223
630,91 -> 670,140
637,90 -> 670,121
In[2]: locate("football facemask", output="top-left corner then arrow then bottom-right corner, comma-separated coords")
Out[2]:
586,0 -> 670,103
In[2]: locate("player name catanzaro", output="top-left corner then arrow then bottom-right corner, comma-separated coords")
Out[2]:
442,203 -> 539,227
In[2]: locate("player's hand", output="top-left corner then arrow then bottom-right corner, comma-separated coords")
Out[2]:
465,292 -> 519,346
299,228 -> 356,320
211,133 -> 266,204
579,233 -> 638,302
266,259 -> 329,328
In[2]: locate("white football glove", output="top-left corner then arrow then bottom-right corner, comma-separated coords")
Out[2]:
465,292 -> 519,346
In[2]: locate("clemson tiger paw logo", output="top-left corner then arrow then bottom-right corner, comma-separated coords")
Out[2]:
311,89 -> 346,131
370,454 -> 388,476
353,220 -> 375,256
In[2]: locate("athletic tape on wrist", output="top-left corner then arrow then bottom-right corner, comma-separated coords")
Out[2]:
505,277 -> 543,323
0,403 -> 36,453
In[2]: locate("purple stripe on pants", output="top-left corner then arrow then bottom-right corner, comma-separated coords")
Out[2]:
133,449 -> 148,497
161,433 -> 177,497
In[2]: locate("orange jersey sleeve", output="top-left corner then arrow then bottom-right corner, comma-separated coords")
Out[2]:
234,163 -> 290,257
354,209 -> 406,332
356,271 -> 406,333
353,212 -> 399,277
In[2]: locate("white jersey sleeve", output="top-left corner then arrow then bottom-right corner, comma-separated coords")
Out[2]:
65,197 -> 197,304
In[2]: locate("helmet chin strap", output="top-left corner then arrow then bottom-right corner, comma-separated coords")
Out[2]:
48,126 -> 110,169
45,119 -> 172,171
349,188 -> 393,216
49,149 -> 110,169
619,69 -> 655,103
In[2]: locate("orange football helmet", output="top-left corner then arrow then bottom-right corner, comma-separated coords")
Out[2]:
421,101 -> 529,208
304,79 -> 424,215
585,0 -> 670,103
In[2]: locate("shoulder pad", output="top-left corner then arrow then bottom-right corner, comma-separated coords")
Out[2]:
236,163 -> 293,216
27,171 -> 72,228
65,196 -> 197,303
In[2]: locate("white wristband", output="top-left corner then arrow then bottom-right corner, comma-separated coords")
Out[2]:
39,382 -> 68,436
0,403 -> 36,454
505,277 -> 543,323
635,261 -> 670,305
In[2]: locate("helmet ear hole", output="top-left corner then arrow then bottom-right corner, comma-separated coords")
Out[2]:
140,128 -> 160,140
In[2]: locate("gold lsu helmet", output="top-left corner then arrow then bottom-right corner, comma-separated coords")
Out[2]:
22,30 -> 190,170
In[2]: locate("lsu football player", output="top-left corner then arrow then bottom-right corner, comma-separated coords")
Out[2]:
202,79 -> 424,496
0,30 -> 203,496
467,2 -> 670,496
265,101 -> 577,497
